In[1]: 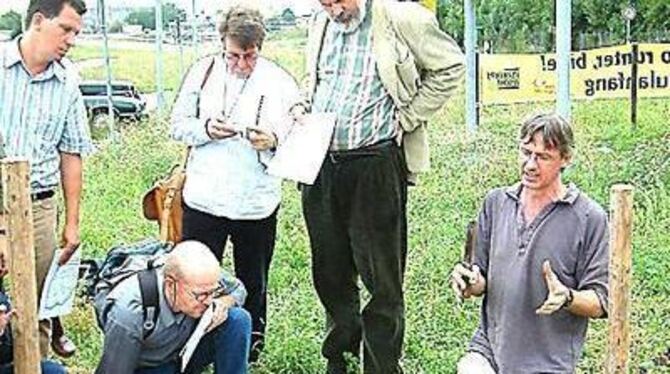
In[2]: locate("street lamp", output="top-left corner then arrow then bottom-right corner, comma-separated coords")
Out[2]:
622,5 -> 636,44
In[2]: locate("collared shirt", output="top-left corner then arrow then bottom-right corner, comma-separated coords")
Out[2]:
171,55 -> 299,220
469,183 -> 609,373
312,0 -> 397,151
0,39 -> 93,193
95,268 -> 246,373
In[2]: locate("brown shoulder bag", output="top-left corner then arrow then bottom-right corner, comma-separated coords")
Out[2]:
141,57 -> 215,243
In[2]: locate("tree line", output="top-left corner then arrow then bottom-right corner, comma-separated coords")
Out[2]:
438,0 -> 670,52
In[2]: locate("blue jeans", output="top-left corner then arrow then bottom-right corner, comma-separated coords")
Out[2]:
135,307 -> 251,374
0,360 -> 65,374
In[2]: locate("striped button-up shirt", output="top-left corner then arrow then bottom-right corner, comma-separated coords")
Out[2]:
0,39 -> 93,193
312,0 -> 397,151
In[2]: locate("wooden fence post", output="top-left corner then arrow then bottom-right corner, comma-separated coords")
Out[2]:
607,184 -> 634,374
1,158 -> 41,374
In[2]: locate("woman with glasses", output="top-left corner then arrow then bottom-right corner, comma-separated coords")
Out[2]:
170,6 -> 300,363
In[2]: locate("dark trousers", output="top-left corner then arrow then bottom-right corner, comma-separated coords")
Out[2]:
302,141 -> 408,374
181,203 -> 278,358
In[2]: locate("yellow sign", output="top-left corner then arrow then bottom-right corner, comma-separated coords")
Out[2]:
479,43 -> 670,105
421,0 -> 437,13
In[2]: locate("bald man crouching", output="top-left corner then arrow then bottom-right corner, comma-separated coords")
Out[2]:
95,241 -> 251,374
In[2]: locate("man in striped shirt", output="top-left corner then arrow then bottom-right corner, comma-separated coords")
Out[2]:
300,0 -> 464,372
0,0 -> 92,358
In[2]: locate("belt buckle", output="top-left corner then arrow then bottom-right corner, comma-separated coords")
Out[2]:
328,153 -> 339,164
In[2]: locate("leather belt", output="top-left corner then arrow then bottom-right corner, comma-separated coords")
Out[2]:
328,139 -> 396,164
31,190 -> 55,201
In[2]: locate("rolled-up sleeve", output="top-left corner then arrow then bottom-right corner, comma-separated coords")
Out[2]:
170,59 -> 214,146
576,205 -> 610,317
58,91 -> 94,155
219,271 -> 247,307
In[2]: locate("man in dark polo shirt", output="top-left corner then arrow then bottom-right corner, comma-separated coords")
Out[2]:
450,113 -> 609,373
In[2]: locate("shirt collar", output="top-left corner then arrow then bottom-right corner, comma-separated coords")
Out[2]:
3,37 -> 67,83
3,37 -> 23,69
505,182 -> 580,205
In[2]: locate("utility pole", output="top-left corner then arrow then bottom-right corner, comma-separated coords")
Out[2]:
622,5 -> 638,130
192,0 -> 199,58
464,0 -> 478,132
556,0 -> 572,121
155,0 -> 164,112
99,0 -> 116,137
176,18 -> 185,80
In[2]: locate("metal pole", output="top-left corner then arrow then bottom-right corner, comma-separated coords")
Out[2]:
155,0 -> 164,112
464,0 -> 478,132
99,0 -> 115,137
192,0 -> 199,58
630,43 -> 638,130
177,19 -> 184,80
556,0 -> 571,121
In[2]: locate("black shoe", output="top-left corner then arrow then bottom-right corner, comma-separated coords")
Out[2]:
248,333 -> 264,363
326,359 -> 347,374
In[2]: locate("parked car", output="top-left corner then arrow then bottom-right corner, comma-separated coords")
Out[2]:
79,80 -> 147,130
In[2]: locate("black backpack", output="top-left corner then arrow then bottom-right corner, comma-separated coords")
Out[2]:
91,239 -> 172,339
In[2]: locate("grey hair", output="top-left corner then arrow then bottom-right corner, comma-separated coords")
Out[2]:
519,112 -> 574,158
218,6 -> 266,50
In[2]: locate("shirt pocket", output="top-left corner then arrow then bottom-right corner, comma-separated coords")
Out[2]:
543,236 -> 580,288
31,114 -> 61,161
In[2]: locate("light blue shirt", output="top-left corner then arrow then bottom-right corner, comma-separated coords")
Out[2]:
171,55 -> 300,220
0,39 -> 93,193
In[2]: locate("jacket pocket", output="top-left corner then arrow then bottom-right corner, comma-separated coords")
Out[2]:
394,41 -> 420,105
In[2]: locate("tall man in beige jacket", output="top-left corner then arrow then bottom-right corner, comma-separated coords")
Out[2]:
296,0 -> 464,372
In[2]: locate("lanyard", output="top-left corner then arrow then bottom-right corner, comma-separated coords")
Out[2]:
222,73 -> 250,123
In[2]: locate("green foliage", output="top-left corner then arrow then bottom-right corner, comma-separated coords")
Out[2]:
280,8 -> 297,23
59,93 -> 670,373
438,0 -> 670,52
68,44 -> 197,94
125,3 -> 186,31
0,10 -> 21,39
54,34 -> 670,373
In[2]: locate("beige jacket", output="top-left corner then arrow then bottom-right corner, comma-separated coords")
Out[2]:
305,0 -> 465,182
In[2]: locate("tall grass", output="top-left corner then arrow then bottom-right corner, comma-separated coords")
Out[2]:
56,36 -> 670,373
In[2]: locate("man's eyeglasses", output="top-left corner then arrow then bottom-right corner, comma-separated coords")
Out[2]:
186,284 -> 227,303
224,50 -> 259,65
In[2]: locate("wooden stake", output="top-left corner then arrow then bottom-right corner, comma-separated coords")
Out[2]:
607,184 -> 634,374
1,158 -> 40,374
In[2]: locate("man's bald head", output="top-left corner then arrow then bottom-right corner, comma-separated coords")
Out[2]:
164,241 -> 222,317
165,241 -> 220,283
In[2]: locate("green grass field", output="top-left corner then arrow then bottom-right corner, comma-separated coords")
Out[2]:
56,35 -> 670,373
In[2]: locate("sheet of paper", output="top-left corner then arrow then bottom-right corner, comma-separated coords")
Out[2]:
180,304 -> 215,372
266,112 -> 336,185
37,248 -> 81,320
